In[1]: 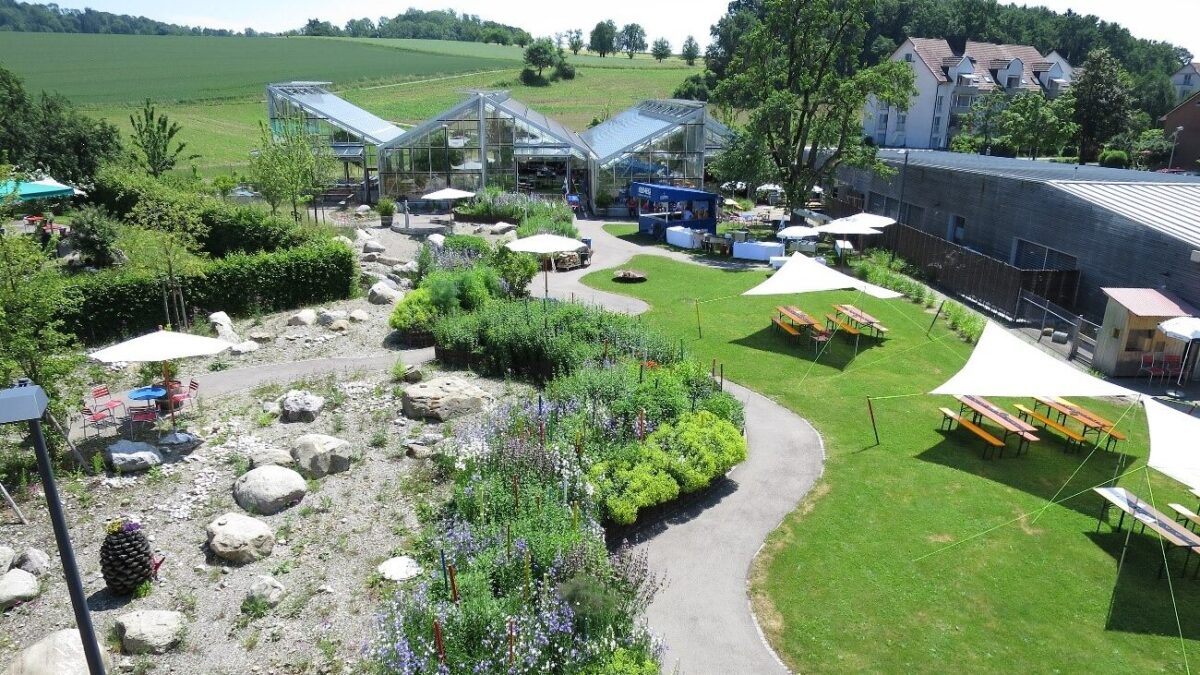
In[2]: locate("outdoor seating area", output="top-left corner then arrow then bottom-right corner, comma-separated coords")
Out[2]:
769,303 -> 890,358
1095,487 -> 1200,579
948,395 -> 1039,458
936,393 -> 1130,458
80,379 -> 200,440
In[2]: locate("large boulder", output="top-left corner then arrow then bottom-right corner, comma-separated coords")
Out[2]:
426,233 -> 445,250
292,434 -> 355,478
4,629 -> 115,674
287,309 -> 317,326
0,545 -> 13,573
489,221 -> 517,235
206,513 -> 274,563
363,239 -> 387,254
105,440 -> 161,473
248,446 -> 293,468
115,610 -> 184,655
246,575 -> 287,608
316,309 -> 347,327
349,309 -> 370,323
14,548 -> 49,577
402,377 -> 492,422
231,341 -> 259,355
368,282 -> 403,305
278,390 -> 325,423
208,311 -> 240,344
391,261 -> 419,278
0,569 -> 39,610
233,465 -> 307,515
377,556 -> 423,582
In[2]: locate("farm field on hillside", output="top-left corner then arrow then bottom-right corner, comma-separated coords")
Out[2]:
0,33 -> 511,104
347,37 -> 694,68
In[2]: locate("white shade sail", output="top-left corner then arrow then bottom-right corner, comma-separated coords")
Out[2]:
777,225 -> 820,239
1159,316 -> 1200,342
421,188 -> 475,200
931,322 -> 1139,398
90,330 -> 231,364
1145,399 -> 1200,491
742,253 -> 902,300
814,221 -> 884,236
831,213 -> 896,229
505,234 -> 586,255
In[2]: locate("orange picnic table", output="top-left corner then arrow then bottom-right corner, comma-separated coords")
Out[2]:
1033,396 -> 1126,449
956,394 -> 1039,457
834,304 -> 888,338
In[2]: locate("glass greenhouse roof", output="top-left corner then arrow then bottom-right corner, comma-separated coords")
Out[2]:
268,82 -> 404,146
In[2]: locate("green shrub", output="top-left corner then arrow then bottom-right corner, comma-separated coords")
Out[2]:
516,213 -> 579,239
487,246 -> 539,297
647,411 -> 746,493
388,287 -> 439,333
553,61 -> 577,80
68,205 -> 121,267
376,197 -> 395,217
1099,149 -> 1130,169
443,234 -> 491,258
421,267 -> 503,315
589,443 -> 679,526
198,201 -> 307,257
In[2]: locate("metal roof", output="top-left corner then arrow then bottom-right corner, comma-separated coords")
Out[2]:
1102,288 -> 1199,318
582,99 -> 711,164
878,150 -> 1200,185
1051,182 -> 1200,249
268,82 -> 403,146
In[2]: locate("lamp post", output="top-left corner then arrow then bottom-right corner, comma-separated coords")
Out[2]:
1169,125 -> 1185,170
896,149 -> 909,224
0,382 -> 106,674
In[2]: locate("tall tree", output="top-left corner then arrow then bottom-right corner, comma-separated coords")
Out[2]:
963,89 -> 1009,149
999,91 -> 1077,159
619,23 -> 647,59
567,29 -> 585,56
1073,47 -> 1133,162
681,36 -> 701,66
713,0 -> 915,208
705,0 -> 764,80
651,38 -> 672,63
248,121 -> 336,222
588,20 -> 617,57
129,99 -> 199,177
524,38 -> 558,77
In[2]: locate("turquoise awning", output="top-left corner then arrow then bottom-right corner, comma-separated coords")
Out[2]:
0,178 -> 76,202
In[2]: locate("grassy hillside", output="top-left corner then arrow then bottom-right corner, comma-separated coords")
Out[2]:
344,37 -> 695,68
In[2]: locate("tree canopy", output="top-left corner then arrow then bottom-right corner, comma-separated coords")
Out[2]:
129,99 -> 199,178
589,20 -> 618,57
567,29 -> 585,55
619,23 -> 647,59
651,38 -> 672,63
524,38 -> 558,77
0,0 -> 236,36
1073,48 -> 1134,162
681,36 -> 701,66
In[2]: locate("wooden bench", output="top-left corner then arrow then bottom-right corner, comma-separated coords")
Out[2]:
825,314 -> 860,335
772,316 -> 802,339
1101,427 -> 1127,451
939,407 -> 1005,459
1169,503 -> 1200,532
1015,404 -> 1085,452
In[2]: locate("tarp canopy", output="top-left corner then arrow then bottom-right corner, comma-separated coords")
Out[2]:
421,188 -> 475,200
505,234 -> 586,255
1145,398 -> 1200,491
90,329 -> 231,364
742,253 -> 902,300
931,322 -> 1139,398
0,178 -> 76,202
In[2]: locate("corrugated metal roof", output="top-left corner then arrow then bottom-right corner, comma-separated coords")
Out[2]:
269,83 -> 403,146
1051,182 -> 1200,249
878,150 -> 1200,185
1102,288 -> 1199,317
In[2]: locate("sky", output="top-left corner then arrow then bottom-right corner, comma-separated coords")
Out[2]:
48,1 -> 1200,60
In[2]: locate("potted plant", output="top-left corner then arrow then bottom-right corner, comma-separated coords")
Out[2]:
377,198 -> 396,227
100,517 -> 153,595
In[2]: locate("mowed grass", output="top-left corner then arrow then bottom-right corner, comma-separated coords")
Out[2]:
0,33 -> 511,104
582,254 -> 1200,672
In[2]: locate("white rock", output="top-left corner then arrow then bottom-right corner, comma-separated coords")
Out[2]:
231,341 -> 260,355
105,440 -> 162,473
206,513 -> 275,563
377,255 -> 403,267
391,261 -> 419,277
377,556 -> 423,582
0,545 -> 13,573
233,465 -> 307,515
316,309 -> 347,326
489,221 -> 517,235
246,575 -> 286,607
360,252 -> 379,263
287,309 -> 317,326
116,610 -> 184,655
402,377 -> 493,422
14,548 -> 50,577
368,282 -> 403,305
426,233 -> 445,250
362,239 -> 386,254
292,434 -> 355,478
327,319 -> 351,332
248,446 -> 293,468
4,629 -> 114,674
278,390 -> 325,423
0,568 -> 39,610
208,311 -> 240,344
349,309 -> 370,323
354,229 -> 373,243
248,330 -> 273,343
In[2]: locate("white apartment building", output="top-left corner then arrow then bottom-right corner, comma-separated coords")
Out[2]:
865,38 -> 1074,150
1172,62 -> 1200,102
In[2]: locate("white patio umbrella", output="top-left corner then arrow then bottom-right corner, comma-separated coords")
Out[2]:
830,212 -> 896,229
506,234 -> 587,297
776,225 -> 820,239
90,329 -> 230,430
421,188 -> 476,201
813,221 -> 885,236
1158,316 -> 1200,385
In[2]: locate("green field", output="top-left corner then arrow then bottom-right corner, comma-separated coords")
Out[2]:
581,256 -> 1198,673
1,33 -> 699,176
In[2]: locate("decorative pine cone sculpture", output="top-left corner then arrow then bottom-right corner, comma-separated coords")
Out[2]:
100,518 -> 152,595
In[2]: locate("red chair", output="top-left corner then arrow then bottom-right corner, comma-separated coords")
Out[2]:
81,405 -> 114,439
170,379 -> 200,410
90,385 -> 126,417
1138,353 -> 1165,383
1164,354 -> 1184,381
125,404 -> 160,438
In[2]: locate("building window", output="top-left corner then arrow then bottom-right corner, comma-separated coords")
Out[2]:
1012,238 -> 1077,270
903,53 -> 913,62
1185,73 -> 1194,85
896,113 -> 906,131
900,203 -> 924,227
877,113 -> 889,131
1006,76 -> 1019,89
934,94 -> 945,110
948,214 -> 966,244
953,94 -> 975,108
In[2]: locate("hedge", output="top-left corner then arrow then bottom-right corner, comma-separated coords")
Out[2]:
61,240 -> 357,344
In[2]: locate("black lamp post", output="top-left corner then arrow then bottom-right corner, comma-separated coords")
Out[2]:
0,381 -> 107,674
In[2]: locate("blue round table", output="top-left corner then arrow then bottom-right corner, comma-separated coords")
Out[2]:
128,386 -> 166,401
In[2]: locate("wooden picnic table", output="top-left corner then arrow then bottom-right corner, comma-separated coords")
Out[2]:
834,304 -> 888,338
1095,486 -> 1200,577
777,305 -> 820,329
955,395 -> 1039,456
1033,396 -> 1124,449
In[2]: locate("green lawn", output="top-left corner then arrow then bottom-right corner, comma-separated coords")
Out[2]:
581,255 -> 1199,672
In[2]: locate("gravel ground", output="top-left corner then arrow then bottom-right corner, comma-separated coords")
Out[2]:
0,367 -> 532,674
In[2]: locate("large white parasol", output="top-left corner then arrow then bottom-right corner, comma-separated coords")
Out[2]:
776,225 -> 820,239
506,234 -> 588,297
421,188 -> 476,201
829,213 -> 895,229
1158,316 -> 1200,385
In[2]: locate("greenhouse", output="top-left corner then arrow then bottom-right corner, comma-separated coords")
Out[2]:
377,91 -> 595,201
266,82 -> 405,203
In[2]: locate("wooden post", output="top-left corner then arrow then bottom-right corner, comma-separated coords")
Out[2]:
44,412 -> 85,470
867,397 -> 880,445
695,300 -> 703,339
719,364 -> 724,391
433,619 -> 446,664
508,618 -> 516,665
927,300 -> 946,336
0,483 -> 27,525
449,564 -> 459,603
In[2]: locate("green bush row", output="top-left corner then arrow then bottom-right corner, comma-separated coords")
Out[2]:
855,251 -> 985,343
454,186 -> 578,238
61,240 -> 357,344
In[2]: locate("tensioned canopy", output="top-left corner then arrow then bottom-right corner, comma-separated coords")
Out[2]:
505,234 -> 586,255
742,252 -> 902,300
421,188 -> 475,201
90,330 -> 231,364
931,322 -> 1138,398
1145,398 -> 1200,492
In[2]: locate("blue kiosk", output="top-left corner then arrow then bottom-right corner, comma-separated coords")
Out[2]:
631,182 -> 719,239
